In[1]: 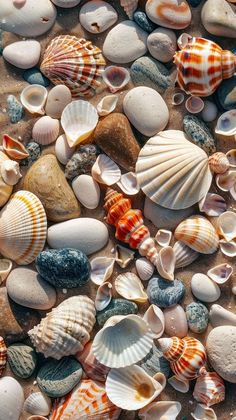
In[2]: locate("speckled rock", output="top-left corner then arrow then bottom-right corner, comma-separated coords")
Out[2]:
133,10 -> 156,33
201,0 -> 236,38
79,0 -> 118,33
147,28 -> 177,63
23,68 -> 50,87
139,344 -> 170,378
65,144 -> 100,180
206,326 -> 236,382
191,273 -> 221,303
130,56 -> 172,94
164,304 -> 188,338
147,277 -> 185,308
144,197 -> 194,229
209,304 -> 236,327
20,142 -> 41,167
7,95 -> 24,123
7,343 -> 37,379
96,299 -> 138,327
36,248 -> 91,289
183,115 -> 216,155
186,302 -> 209,333
217,76 -> 236,110
37,357 -> 83,397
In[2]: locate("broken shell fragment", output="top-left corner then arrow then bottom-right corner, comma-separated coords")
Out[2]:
0,259 -> 12,284
220,239 -> 236,257
90,257 -> 115,286
97,95 -> 118,116
92,154 -> 121,186
215,110 -> 236,136
20,84 -> 47,115
191,403 -> 217,420
216,170 -> 236,192
156,246 -> 175,281
115,244 -> 135,268
207,263 -> 233,284
199,193 -> 226,217
168,375 -> 189,393
217,211 -> 236,242
208,152 -> 230,175
226,149 -> 236,167
155,229 -> 172,247
139,400 -> 182,420
135,257 -> 154,281
143,304 -> 165,339
115,272 -> 148,303
102,66 -> 130,93
0,160 -> 22,186
185,96 -> 204,114
3,134 -> 29,160
95,282 -> 113,311
117,172 -> 140,195
173,241 -> 199,269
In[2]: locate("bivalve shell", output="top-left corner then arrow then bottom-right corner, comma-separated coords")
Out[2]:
191,403 -> 217,420
215,110 -> 236,136
207,263 -> 233,284
185,96 -> 204,114
3,134 -> 29,160
117,171 -> 140,195
23,392 -> 52,416
92,154 -> 121,186
0,152 -> 13,207
135,257 -> 154,281
198,193 -> 226,217
193,371 -> 225,407
90,257 -> 115,285
115,244 -> 135,268
55,134 -> 75,165
156,246 -> 176,281
155,229 -> 172,247
97,95 -> 118,116
226,149 -> 236,167
20,84 -> 48,115
102,66 -> 131,93
143,304 -> 165,339
217,211 -> 236,242
216,169 -> 236,192
139,400 -> 182,420
32,116 -> 60,146
220,239 -> 236,257
0,377 -> 24,420
115,272 -> 148,302
95,282 -> 113,312
173,240 -> 199,269
0,259 -> 12,284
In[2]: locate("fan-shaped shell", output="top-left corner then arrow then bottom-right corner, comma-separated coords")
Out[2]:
92,155 -> 121,186
0,191 -> 47,265
115,272 -> 148,302
0,160 -> 22,186
217,211 -> 236,242
193,371 -> 225,407
135,257 -> 154,281
0,152 -> 13,207
28,296 -> 96,359
208,152 -> 230,175
139,400 -> 182,420
143,304 -> 165,339
199,193 -> 226,217
156,246 -> 176,281
0,259 -> 12,284
191,403 -> 217,420
23,392 -> 52,416
20,84 -> 48,115
173,240 -> 199,268
32,116 -> 60,146
215,110 -> 236,136
0,337 -> 7,377
136,130 -> 212,210
3,134 -> 29,160
120,0 -> 138,19
40,35 -> 106,98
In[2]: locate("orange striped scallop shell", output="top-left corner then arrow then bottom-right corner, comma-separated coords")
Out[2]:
0,336 -> 7,377
193,371 -> 225,407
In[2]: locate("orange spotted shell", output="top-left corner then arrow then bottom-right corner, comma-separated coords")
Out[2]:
0,336 -> 7,377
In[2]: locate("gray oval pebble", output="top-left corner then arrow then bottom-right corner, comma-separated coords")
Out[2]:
133,10 -> 156,33
186,302 -> 209,333
96,298 -> 138,327
23,67 -> 50,87
7,343 -> 37,379
130,56 -> 171,94
147,277 -> 185,308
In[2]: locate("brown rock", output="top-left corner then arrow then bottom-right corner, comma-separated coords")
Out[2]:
92,113 -> 140,171
24,154 -> 80,222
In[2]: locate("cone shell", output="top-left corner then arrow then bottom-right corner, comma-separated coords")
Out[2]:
208,153 -> 230,175
28,296 -> 96,359
193,371 -> 225,407
0,191 -> 47,265
23,392 -> 52,416
173,240 -> 199,268
135,130 -> 212,210
120,0 -> 138,19
115,272 -> 148,303
0,337 -> 7,377
0,152 -> 13,207
174,215 -> 219,254
40,35 -> 106,98
3,134 -> 29,160
32,116 -> 60,146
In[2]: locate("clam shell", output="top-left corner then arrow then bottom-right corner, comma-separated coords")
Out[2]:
173,240 -> 199,268
0,160 -> 22,186
155,229 -> 172,247
61,100 -> 98,147
208,152 -> 230,174
217,211 -> 236,242
193,371 -> 225,407
90,257 -> 115,286
136,130 -> 212,210
135,257 -> 154,281
115,244 -> 135,268
102,65 -> 130,93
143,304 -> 165,339
0,377 -> 24,420
215,110 -> 236,136
230,184 -> 236,200
20,84 -> 48,115
32,116 -> 60,146
156,246 -> 176,281
168,375 -> 189,393
115,272 -> 148,302
92,314 -> 153,368
226,149 -> 236,167
191,403 -> 217,420
139,400 -> 182,420
171,89 -> 185,106
117,172 -> 140,195
0,337 -> 7,377
23,392 -> 52,416
215,169 -> 236,192
0,259 -> 12,284
92,154 -> 121,185
185,96 -> 204,114
120,0 -> 138,19
219,239 -> 236,257
3,134 -> 29,160
95,282 -> 113,311
199,193 -> 226,217
207,263 -> 233,284
97,95 -> 118,116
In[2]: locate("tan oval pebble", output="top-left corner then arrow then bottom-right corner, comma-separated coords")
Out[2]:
147,28 -> 177,63
45,85 -> 72,119
72,175 -> 100,209
209,304 -> 236,327
163,304 -> 188,338
191,273 -> 221,303
55,135 -> 75,165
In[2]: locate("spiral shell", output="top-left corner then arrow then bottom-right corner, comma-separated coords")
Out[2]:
208,153 -> 230,174
0,337 -> 7,377
193,371 -> 225,407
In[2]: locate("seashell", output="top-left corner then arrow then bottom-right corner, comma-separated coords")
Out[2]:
120,0 -> 138,19
168,375 -> 189,393
217,211 -> 236,242
219,239 -> 236,257
0,377 -> 24,420
23,392 -> 52,416
55,134 -> 75,166
95,282 -> 113,312
76,341 -> 110,383
156,246 -> 175,281
106,365 -> 166,410
216,169 -> 236,192
177,33 -> 193,49
226,149 -> 236,167
0,152 -> 13,208
215,110 -> 236,136
199,193 -> 226,217
0,190 -> 47,265
0,160 -> 22,186
92,314 -> 153,368
207,263 -> 233,284
139,343 -> 170,379
230,184 -> 236,201
135,257 -> 154,281
3,134 -> 29,160
61,100 -> 98,147
174,215 -> 219,254
193,371 -> 225,407
92,154 -> 121,186
20,84 -> 47,115
191,403 -> 217,420
102,65 -> 130,93
174,37 -> 236,97
90,257 -> 115,286
115,272 -> 148,302
28,296 -> 96,359
32,116 -> 60,146
49,379 -> 121,419
40,35 -> 106,98
28,416 -> 48,420
117,171 -> 140,195
135,130 -> 212,210
0,337 -> 7,377
146,0 -> 191,29
208,152 -> 230,175
185,96 -> 204,114
0,259 -> 12,284
143,304 -> 165,339
51,0 -> 81,7
97,95 -> 118,116
155,229 -> 172,247
139,400 -> 182,420
115,244 -> 135,268
171,89 -> 185,106
173,240 -> 199,268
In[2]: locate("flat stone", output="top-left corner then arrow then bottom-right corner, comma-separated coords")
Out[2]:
209,304 -> 236,327
186,302 -> 209,333
201,0 -> 236,38
45,85 -> 72,119
147,277 -> 185,308
164,304 -> 188,338
23,68 -> 50,87
131,56 -> 172,94
72,175 -> 100,210
96,298 -> 138,327
191,273 -> 221,303
7,343 -> 37,379
217,76 -> 236,110
133,10 -> 157,33
79,0 -> 118,33
147,28 -> 177,63
183,115 -> 216,155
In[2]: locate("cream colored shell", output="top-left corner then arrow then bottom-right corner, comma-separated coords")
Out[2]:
0,152 -> 13,207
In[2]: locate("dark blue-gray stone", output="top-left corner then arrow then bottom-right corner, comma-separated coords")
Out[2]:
36,248 -> 91,288
20,142 -> 41,167
186,302 -> 209,333
133,10 -> 156,33
139,344 -> 170,378
130,56 -> 172,94
7,343 -> 37,379
7,95 -> 24,123
217,76 -> 236,111
147,277 -> 185,308
65,144 -> 100,180
96,298 -> 138,327
188,0 -> 202,6
37,357 -> 83,397
183,114 -> 216,155
23,67 -> 50,87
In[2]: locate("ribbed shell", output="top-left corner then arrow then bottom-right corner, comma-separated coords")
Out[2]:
40,35 -> 106,98
0,336 -> 7,377
49,379 -> 121,419
193,371 -> 225,407
208,152 -> 230,175
135,130 -> 212,210
0,191 -> 47,265
173,240 -> 199,268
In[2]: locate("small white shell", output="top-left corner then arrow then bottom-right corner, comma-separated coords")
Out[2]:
20,84 -> 47,115
32,116 -> 60,146
117,172 -> 140,195
171,89 -> 185,106
97,95 -> 118,116
199,193 -> 226,217
0,377 -> 24,420
207,263 -> 233,284
177,33 -> 192,49
102,65 -> 130,93
0,160 -> 22,186
216,170 -> 236,192
220,239 -> 236,257
156,246 -> 176,281
135,257 -> 154,281
115,244 -> 135,268
191,403 -> 217,420
215,110 -> 236,136
155,229 -> 172,247
173,240 -> 199,268
0,258 -> 12,284
90,257 -> 115,286
226,149 -> 236,167
115,272 -> 148,302
95,282 -> 113,311
139,400 -> 182,420
185,96 -> 204,114
92,154 -> 121,186
23,392 -> 52,416
168,375 -> 189,393
143,304 -> 165,339
217,211 -> 236,241
55,134 -> 75,165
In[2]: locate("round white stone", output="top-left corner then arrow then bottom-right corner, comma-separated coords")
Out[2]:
3,40 -> 41,69
79,0 -> 118,33
191,273 -> 221,303
72,175 -> 100,209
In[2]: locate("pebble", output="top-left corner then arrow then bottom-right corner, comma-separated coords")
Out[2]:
92,113 -> 140,171
123,86 -> 169,136
163,304 -> 188,338
146,0 -> 191,29
6,268 -> 56,310
139,343 -> 170,378
55,134 -> 75,166
45,85 -> 72,119
217,76 -> 236,110
72,175 -> 100,209
147,277 -> 185,308
188,0 -> 202,5
36,248 -> 91,289
191,273 -> 221,303
0,377 -> 24,420
20,142 -> 41,167
96,298 -> 138,327
144,197 -> 194,229
79,0 -> 118,33
0,30 -> 3,55
183,115 -> 216,155
209,304 -> 236,327
130,56 -> 172,94
47,218 -> 109,255
103,21 -> 148,63
3,40 -> 41,69
37,357 -> 83,397
147,28 -> 177,63
7,343 -> 37,379
23,67 -> 50,87
201,0 -> 236,38
201,100 -> 218,122
133,10 -> 157,33
6,95 -> 24,123
206,326 -> 236,382
186,302 -> 209,333
65,144 -> 100,180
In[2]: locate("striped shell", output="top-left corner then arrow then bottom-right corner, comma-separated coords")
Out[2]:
0,337 -> 7,377
174,37 -> 236,97
173,240 -> 199,268
208,153 -> 230,174
146,0 -> 191,29
174,215 -> 219,254
193,371 -> 225,407
40,35 -> 106,98
120,0 -> 138,19
49,379 -> 121,419
0,191 -> 47,265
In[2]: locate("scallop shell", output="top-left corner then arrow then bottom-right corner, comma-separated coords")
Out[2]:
102,65 -> 130,93
61,100 -> 98,147
0,191 -> 47,265
0,160 -> 22,186
215,110 -> 236,136
220,239 -> 236,257
95,282 -> 113,311
92,154 -> 121,186
92,314 -> 153,368
0,152 -> 13,207
40,35 -> 106,98
139,400 -> 182,420
106,365 -> 166,411
185,96 -> 204,114
207,263 -> 233,284
217,211 -> 236,242
193,371 -> 225,407
0,377 -> 24,420
226,149 -> 236,167
156,246 -> 176,281
32,116 -> 60,146
120,0 -> 138,19
174,215 -> 219,254
143,304 -> 165,339
28,296 -> 96,359
215,169 -> 236,192
155,229 -> 172,247
135,130 -> 212,210
3,134 -> 29,160
173,240 -> 199,268
97,95 -> 118,116
51,0 -> 81,7
90,257 -> 115,286
208,152 -> 230,174
168,375 -> 189,393
199,193 -> 226,217
0,259 -> 12,284
23,392 -> 52,416
171,89 -> 185,106
76,341 -> 110,383
115,272 -> 148,302
135,257 -> 154,281
191,404 -> 217,420
20,85 -> 48,115
115,244 -> 135,268
0,337 -> 7,377
117,172 -> 140,195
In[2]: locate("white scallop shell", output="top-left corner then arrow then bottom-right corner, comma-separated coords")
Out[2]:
135,257 -> 154,281
92,154 -> 121,186
191,403 -> 217,420
216,170 -> 236,192
0,258 -> 12,284
115,272 -> 148,302
90,257 -> 115,286
51,0 -> 81,7
168,375 -> 189,393
95,282 -> 112,312
92,314 -> 153,368
156,246 -> 176,281
97,95 -> 118,116
136,130 -> 212,210
20,84 -> 48,115
115,244 -> 135,268
120,0 -> 138,19
226,149 -> 236,167
143,304 -> 165,339
217,211 -> 236,242
215,110 -> 236,136
139,400 -> 182,420
173,241 -> 199,269
32,116 -> 60,146
198,193 -> 226,217
117,171 -> 140,195
23,392 -> 52,416
0,160 -> 22,186
207,263 -> 233,284
185,96 -> 204,114
0,376 -> 24,420
55,134 -> 75,165
219,239 -> 236,257
155,229 -> 172,247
